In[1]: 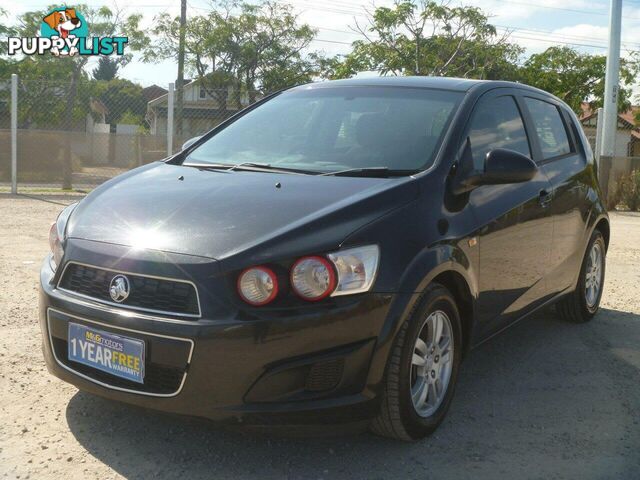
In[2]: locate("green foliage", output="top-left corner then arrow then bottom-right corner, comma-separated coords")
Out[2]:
5,5 -> 150,128
94,79 -> 147,125
518,47 -> 639,114
119,110 -> 149,132
0,7 -> 17,56
316,2 -> 638,115
92,56 -> 119,81
323,1 -> 523,80
11,5 -> 149,81
8,58 -> 92,129
614,170 -> 640,211
145,0 -> 318,99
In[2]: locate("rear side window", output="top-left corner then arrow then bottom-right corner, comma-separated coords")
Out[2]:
467,96 -> 531,171
524,97 -> 572,159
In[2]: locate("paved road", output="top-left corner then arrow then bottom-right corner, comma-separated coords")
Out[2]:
1,196 -> 638,479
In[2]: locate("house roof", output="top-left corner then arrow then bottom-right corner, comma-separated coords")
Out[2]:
580,102 -> 640,140
147,80 -> 202,108
142,85 -> 168,103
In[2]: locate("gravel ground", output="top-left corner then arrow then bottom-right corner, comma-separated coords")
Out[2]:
1,195 -> 639,480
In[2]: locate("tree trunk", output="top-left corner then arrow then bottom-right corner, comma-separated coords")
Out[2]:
246,73 -> 256,104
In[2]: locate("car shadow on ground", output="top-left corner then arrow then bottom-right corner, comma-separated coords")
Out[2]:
65,307 -> 640,479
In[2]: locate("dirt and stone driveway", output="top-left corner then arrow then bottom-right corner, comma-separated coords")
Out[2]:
1,195 -> 639,479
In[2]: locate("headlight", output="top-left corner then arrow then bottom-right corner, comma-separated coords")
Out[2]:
48,202 -> 77,272
236,245 -> 380,306
48,222 -> 64,271
291,256 -> 336,301
328,245 -> 379,296
237,266 -> 279,306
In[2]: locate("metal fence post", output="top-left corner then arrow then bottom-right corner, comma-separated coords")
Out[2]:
11,73 -> 17,194
167,82 -> 174,156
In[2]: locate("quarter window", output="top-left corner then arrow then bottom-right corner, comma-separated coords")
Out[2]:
467,96 -> 531,171
524,97 -> 572,159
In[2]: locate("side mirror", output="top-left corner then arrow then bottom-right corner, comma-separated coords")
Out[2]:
182,136 -> 202,151
452,148 -> 537,194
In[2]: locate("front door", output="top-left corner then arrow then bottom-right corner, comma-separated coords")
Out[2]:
465,90 -> 554,338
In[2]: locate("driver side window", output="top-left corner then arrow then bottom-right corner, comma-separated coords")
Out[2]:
468,96 -> 531,172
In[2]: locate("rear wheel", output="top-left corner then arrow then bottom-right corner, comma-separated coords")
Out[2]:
556,230 -> 606,323
371,283 -> 462,441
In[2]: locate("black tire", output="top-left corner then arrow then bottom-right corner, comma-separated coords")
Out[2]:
370,283 -> 463,441
556,230 -> 606,323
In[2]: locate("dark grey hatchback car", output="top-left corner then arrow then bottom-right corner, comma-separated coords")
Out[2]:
40,77 -> 609,440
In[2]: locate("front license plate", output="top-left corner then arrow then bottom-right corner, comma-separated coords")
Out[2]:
68,322 -> 145,384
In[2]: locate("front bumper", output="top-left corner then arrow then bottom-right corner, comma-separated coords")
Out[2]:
39,250 -> 396,425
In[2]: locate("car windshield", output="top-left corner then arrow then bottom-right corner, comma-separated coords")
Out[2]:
184,86 -> 463,175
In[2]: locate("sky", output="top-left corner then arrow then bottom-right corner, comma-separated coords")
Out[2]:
2,0 -> 640,93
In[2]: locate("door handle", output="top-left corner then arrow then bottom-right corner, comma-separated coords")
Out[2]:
539,189 -> 553,207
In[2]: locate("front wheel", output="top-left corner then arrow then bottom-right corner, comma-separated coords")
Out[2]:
556,230 -> 606,323
371,283 -> 462,441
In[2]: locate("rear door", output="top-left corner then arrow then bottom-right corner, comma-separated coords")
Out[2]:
465,89 -> 554,338
520,95 -> 589,294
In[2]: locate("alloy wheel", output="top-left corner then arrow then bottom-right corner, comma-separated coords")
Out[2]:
410,310 -> 454,418
585,242 -> 603,308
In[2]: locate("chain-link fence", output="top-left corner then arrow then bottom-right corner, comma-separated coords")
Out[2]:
0,75 -> 261,193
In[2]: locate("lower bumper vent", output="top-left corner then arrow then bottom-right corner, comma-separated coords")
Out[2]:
305,358 -> 344,392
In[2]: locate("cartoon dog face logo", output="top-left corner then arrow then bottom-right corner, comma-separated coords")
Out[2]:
43,8 -> 81,39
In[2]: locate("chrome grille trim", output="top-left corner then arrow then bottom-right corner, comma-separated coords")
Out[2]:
56,261 -> 202,319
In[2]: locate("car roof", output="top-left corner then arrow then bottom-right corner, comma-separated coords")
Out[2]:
293,76 -> 543,95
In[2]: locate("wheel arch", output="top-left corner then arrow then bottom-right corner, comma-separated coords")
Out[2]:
568,212 -> 609,293
430,270 -> 474,358
594,216 -> 610,251
366,245 -> 477,392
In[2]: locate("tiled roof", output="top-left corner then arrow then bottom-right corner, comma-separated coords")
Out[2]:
579,102 -> 640,139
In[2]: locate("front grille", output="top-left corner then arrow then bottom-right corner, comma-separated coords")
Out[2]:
59,263 -> 200,317
52,337 -> 185,395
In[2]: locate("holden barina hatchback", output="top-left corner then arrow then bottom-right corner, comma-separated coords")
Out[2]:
40,77 -> 609,440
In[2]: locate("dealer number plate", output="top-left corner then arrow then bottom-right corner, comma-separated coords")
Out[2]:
68,322 -> 145,384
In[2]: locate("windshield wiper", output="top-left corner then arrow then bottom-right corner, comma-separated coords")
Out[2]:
184,162 -> 315,175
320,167 -> 420,178
227,161 -> 272,171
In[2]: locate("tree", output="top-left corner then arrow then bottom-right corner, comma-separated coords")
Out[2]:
232,2 -> 316,100
92,56 -> 119,80
518,47 -> 639,114
324,1 -> 523,80
94,79 -> 147,125
0,7 -> 17,57
13,4 -> 150,188
145,0 -> 318,105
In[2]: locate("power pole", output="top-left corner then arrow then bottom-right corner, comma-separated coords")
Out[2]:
599,0 -> 622,201
176,0 -> 187,138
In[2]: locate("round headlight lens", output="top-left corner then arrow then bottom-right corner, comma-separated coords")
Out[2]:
237,266 -> 278,306
290,256 -> 336,301
48,222 -> 64,271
